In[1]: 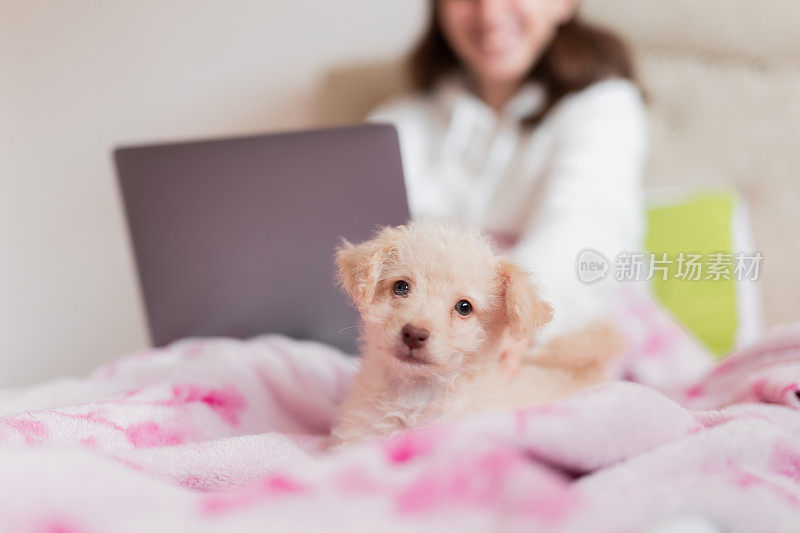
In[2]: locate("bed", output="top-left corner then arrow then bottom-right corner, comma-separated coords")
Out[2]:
1,289 -> 799,532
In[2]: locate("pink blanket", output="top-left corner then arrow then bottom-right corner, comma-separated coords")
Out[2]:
2,317 -> 800,531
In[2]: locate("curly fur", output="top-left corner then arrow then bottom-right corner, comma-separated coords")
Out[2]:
331,220 -> 619,446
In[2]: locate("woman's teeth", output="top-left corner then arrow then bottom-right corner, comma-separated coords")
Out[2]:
480,30 -> 518,54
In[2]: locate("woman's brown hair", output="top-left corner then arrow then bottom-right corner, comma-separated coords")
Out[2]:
409,3 -> 638,126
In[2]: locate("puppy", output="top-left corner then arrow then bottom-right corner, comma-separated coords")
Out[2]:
330,220 -> 619,446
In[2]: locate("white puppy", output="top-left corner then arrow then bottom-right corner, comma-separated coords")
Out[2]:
331,220 -> 619,446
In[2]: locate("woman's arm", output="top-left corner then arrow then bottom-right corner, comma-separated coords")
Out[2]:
510,79 -> 648,339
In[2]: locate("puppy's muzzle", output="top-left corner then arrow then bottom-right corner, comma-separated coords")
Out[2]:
401,324 -> 429,350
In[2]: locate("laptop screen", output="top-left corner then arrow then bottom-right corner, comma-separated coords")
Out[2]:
116,124 -> 408,354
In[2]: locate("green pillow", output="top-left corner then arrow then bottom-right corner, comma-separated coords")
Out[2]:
645,191 -> 738,358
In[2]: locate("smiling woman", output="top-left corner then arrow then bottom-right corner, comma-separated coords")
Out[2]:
370,0 -> 646,343
435,0 -> 575,110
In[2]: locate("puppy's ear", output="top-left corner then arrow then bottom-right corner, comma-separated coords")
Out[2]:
498,259 -> 554,339
335,232 -> 394,311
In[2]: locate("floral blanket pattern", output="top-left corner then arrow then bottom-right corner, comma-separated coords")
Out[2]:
2,311 -> 800,532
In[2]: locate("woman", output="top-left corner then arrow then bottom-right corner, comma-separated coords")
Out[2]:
370,0 -> 646,343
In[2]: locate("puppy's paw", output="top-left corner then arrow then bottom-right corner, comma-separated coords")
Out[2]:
530,320 -> 626,377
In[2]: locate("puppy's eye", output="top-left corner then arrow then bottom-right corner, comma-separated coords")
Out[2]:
455,300 -> 472,316
393,280 -> 410,296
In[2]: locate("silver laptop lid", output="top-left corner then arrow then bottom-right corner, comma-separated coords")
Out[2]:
115,124 -> 408,354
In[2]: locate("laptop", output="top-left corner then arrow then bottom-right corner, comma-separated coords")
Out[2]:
115,123 -> 408,354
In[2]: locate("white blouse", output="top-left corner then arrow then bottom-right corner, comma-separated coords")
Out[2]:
369,76 -> 647,340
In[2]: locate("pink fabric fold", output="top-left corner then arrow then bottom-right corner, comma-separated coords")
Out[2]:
0,320 -> 799,531
679,325 -> 800,410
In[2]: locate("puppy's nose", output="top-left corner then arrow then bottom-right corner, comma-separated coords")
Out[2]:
401,324 -> 429,349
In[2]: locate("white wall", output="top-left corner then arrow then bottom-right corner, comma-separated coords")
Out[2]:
0,0 -> 426,387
